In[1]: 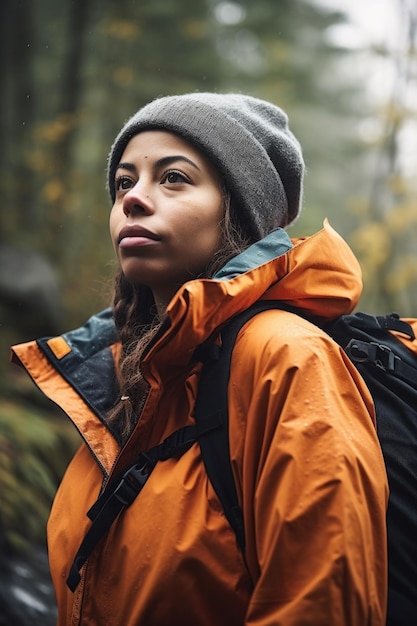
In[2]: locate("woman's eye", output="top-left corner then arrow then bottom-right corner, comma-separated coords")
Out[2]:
115,176 -> 134,191
162,170 -> 188,184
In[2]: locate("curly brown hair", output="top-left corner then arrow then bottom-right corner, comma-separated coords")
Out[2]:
108,196 -> 250,443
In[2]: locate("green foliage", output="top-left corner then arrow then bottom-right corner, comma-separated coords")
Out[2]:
0,400 -> 79,553
349,178 -> 417,314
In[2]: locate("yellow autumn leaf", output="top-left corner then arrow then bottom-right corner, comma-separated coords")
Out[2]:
385,255 -> 417,293
35,114 -> 75,143
350,221 -> 391,267
42,180 -> 65,203
113,67 -> 134,86
103,19 -> 140,40
182,19 -> 207,39
386,202 -> 417,232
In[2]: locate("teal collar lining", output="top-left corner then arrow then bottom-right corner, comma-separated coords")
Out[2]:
214,228 -> 293,281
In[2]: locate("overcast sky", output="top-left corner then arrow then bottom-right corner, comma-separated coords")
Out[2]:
311,0 -> 416,173
311,0 -> 403,49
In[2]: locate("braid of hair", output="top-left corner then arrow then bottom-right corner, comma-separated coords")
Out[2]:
108,271 -> 160,443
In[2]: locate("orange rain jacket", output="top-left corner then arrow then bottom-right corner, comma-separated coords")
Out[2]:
12,222 -> 388,626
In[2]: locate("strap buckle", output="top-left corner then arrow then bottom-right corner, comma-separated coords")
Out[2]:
346,339 -> 397,372
373,343 -> 397,372
113,457 -> 152,507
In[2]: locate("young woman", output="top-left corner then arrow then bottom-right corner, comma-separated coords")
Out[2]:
12,93 -> 388,625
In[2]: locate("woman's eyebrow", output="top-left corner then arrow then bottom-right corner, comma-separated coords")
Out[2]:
116,162 -> 137,173
116,155 -> 201,174
155,155 -> 201,171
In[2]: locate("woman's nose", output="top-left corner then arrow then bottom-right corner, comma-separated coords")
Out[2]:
122,182 -> 153,217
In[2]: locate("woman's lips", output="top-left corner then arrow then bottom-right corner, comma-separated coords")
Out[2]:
118,226 -> 160,248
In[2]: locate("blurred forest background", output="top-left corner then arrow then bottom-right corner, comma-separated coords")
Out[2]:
0,0 -> 416,623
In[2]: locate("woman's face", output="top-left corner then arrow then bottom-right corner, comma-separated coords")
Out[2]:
109,130 -> 225,310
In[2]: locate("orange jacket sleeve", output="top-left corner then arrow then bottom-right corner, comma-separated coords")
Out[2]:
228,310 -> 388,626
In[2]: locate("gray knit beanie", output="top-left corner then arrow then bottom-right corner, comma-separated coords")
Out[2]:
107,93 -> 304,241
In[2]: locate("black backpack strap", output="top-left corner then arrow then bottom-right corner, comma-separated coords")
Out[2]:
194,301 -> 282,553
67,424 -> 197,591
376,313 -> 415,339
328,312 -> 417,386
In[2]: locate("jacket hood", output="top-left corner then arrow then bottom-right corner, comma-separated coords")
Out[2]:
145,220 -> 362,371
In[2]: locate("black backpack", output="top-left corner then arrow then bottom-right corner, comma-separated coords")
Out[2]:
67,303 -> 417,626
194,302 -> 417,626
